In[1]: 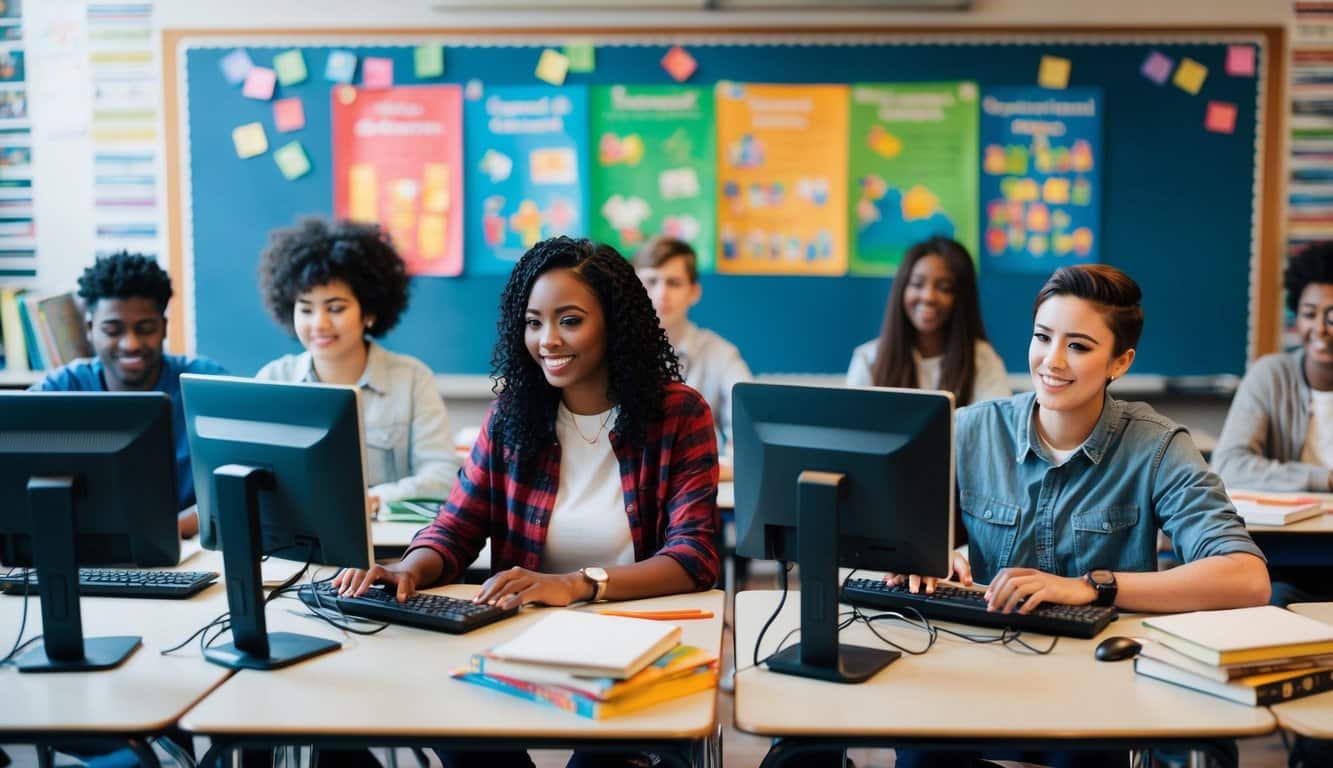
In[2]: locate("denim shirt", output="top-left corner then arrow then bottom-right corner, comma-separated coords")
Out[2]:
956,392 -> 1264,585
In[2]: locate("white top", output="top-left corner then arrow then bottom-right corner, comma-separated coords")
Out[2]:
845,338 -> 1011,405
1035,424 -> 1079,466
1301,389 -> 1333,467
674,322 -> 752,453
539,403 -> 635,575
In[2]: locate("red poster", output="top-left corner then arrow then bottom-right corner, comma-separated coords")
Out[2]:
332,85 -> 463,276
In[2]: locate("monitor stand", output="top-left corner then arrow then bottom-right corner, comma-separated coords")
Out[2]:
203,464 -> 340,671
764,470 -> 900,684
17,476 -> 141,673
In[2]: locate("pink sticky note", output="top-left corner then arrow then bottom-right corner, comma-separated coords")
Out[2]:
273,98 -> 305,132
661,46 -> 697,83
1226,45 -> 1256,77
1205,101 -> 1237,134
242,67 -> 276,100
1141,51 -> 1173,85
362,57 -> 393,89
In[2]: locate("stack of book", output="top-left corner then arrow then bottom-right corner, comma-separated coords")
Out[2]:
1229,491 -> 1326,526
0,288 -> 91,372
452,610 -> 718,719
1135,605 -> 1333,705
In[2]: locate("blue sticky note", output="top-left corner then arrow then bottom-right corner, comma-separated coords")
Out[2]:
325,50 -> 358,84
220,49 -> 253,85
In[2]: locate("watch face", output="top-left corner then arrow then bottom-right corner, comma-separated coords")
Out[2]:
585,566 -> 608,581
1089,569 -> 1114,586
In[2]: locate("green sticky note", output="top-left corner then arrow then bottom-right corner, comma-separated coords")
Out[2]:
273,49 -> 308,86
564,41 -> 595,73
273,141 -> 311,180
414,45 -> 444,78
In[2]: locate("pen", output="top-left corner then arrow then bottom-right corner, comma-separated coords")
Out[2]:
596,609 -> 714,620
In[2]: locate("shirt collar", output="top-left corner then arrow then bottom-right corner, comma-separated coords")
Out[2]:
1016,390 -> 1120,465
296,341 -> 386,395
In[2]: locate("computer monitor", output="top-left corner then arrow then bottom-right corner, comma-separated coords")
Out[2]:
0,392 -> 179,673
181,374 -> 372,671
732,382 -> 954,684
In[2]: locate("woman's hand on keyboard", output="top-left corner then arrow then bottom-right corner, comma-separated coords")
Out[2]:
883,551 -> 973,595
475,566 -> 587,610
332,563 -> 418,602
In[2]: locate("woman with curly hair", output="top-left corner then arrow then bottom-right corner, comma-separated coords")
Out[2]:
256,217 -> 460,512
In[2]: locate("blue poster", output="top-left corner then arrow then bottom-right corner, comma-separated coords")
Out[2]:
464,85 -> 590,275
979,87 -> 1101,274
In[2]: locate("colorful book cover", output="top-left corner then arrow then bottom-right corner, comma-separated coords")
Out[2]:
470,644 -> 717,701
34,292 -> 92,366
1135,656 -> 1333,707
464,85 -> 590,276
847,83 -> 979,276
714,83 -> 849,276
0,287 -> 27,373
589,85 -> 716,270
452,664 -> 717,719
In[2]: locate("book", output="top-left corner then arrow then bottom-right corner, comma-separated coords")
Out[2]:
468,643 -> 717,701
33,292 -> 91,366
1141,605 -> 1333,666
1229,492 -> 1325,526
484,610 -> 682,679
451,664 -> 717,719
14,292 -> 46,370
1139,639 -> 1333,682
380,498 -> 442,523
0,287 -> 27,373
1134,655 -> 1333,706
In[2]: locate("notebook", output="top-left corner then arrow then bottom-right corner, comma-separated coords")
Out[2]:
1229,492 -> 1324,526
1135,656 -> 1333,706
484,610 -> 682,679
1141,605 -> 1333,666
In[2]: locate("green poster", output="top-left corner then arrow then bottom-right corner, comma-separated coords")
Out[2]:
589,85 -> 716,270
847,82 -> 979,276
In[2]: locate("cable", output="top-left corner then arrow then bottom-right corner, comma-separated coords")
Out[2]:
751,560 -> 792,669
0,568 -> 32,665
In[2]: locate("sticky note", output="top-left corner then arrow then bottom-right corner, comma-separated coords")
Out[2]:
1205,101 -> 1238,134
232,122 -> 268,159
1037,55 -> 1071,89
415,45 -> 445,78
362,57 -> 393,89
325,50 -> 358,83
271,49 -> 307,86
661,46 -> 697,83
564,40 -> 595,73
242,67 -> 276,100
535,49 -> 569,86
1227,45 -> 1255,77
1141,51 -> 1173,85
273,141 -> 311,180
273,98 -> 305,132
220,49 -> 253,85
1174,58 -> 1208,95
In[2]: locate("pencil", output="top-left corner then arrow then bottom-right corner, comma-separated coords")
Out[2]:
596,609 -> 714,620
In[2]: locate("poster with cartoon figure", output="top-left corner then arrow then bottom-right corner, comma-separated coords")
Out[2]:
589,85 -> 716,270
980,87 -> 1101,273
464,84 -> 589,275
848,83 -> 978,276
714,83 -> 848,276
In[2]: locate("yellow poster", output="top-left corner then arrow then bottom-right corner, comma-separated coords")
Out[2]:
715,83 -> 849,276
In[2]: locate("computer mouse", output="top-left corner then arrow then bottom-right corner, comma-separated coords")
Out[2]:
1094,635 -> 1142,662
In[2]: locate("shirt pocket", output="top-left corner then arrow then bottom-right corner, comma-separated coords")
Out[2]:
1071,504 -> 1144,573
364,425 -> 403,488
960,490 -> 1022,573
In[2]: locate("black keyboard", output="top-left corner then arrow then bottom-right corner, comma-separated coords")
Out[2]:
297,582 -> 518,634
0,568 -> 219,599
841,577 -> 1117,639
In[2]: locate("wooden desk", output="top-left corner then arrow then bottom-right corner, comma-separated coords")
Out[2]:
1269,603 -> 1333,740
733,590 -> 1273,768
181,589 -> 725,767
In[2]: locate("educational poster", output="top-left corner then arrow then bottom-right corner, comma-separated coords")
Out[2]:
332,84 -> 464,277
847,83 -> 979,276
714,83 -> 848,276
464,84 -> 589,275
980,87 -> 1102,273
589,85 -> 716,269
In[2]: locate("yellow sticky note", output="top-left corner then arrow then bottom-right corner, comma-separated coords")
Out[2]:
232,122 -> 268,159
1174,58 -> 1208,95
273,141 -> 311,180
535,49 -> 569,86
1038,56 -> 1071,89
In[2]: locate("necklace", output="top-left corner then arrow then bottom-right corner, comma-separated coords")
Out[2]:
567,408 -> 615,445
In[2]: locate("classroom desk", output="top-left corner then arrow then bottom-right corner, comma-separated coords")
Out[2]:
180,588 -> 725,768
1243,494 -> 1333,568
1268,602 -> 1333,741
732,590 -> 1274,768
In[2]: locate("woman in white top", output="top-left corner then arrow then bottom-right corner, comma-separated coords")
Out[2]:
847,235 -> 1009,406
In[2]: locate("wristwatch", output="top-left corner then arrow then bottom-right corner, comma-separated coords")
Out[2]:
1085,569 -> 1118,607
580,566 -> 609,603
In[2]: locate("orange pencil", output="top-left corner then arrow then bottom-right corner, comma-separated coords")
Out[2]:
596,608 -> 714,620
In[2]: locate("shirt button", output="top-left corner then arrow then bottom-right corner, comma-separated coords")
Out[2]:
984,511 -> 993,519
627,503 -> 635,512
1102,522 -> 1110,531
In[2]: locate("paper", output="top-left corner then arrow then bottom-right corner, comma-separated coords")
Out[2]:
1173,58 -> 1208,95
273,49 -> 307,86
325,50 -> 358,83
242,66 -> 276,100
232,122 -> 268,159
273,97 -> 305,133
564,40 -> 596,73
219,48 -> 253,85
535,49 -> 569,86
1037,55 -> 1071,89
1226,45 -> 1255,77
1205,101 -> 1237,134
362,57 -> 393,89
415,45 -> 444,78
273,140 -> 311,180
1140,51 -> 1173,85
661,46 -> 697,83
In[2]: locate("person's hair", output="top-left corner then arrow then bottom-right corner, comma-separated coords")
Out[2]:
257,217 -> 410,338
871,236 -> 987,405
1283,241 -> 1333,314
631,236 -> 699,284
492,236 -> 681,460
1033,264 -> 1144,356
77,251 -> 173,314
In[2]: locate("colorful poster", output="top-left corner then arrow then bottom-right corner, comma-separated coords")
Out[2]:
980,87 -> 1102,273
714,83 -> 848,276
848,82 -> 979,276
332,85 -> 464,277
464,85 -> 589,275
589,85 -> 716,269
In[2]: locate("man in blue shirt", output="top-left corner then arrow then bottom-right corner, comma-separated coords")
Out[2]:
31,251 -> 225,537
